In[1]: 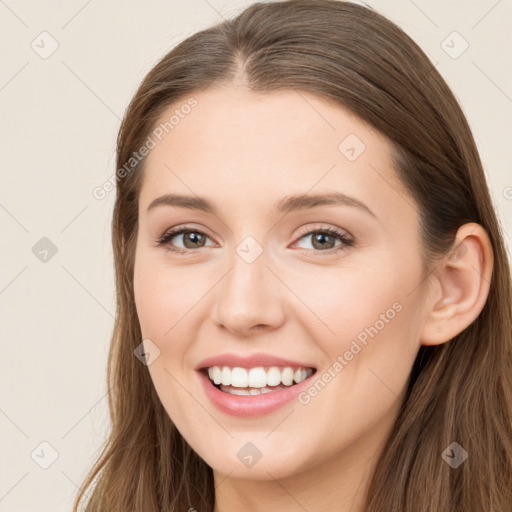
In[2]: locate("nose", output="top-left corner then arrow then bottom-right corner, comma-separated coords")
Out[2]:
212,246 -> 286,337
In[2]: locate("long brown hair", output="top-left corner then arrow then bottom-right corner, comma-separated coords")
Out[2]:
73,1 -> 512,510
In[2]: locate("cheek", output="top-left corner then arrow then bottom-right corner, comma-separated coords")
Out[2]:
133,251 -> 183,346
293,263 -> 408,347
134,250 -> 189,333
133,252 -> 212,367
294,257 -> 422,403
133,258 -> 196,417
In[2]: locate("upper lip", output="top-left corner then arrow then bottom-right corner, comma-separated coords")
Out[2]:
195,352 -> 316,370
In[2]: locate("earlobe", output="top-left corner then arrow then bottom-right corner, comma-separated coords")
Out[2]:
420,223 -> 494,347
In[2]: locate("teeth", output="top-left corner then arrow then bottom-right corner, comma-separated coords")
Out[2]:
267,367 -> 281,386
211,366 -> 222,385
232,367 -> 248,387
206,365 -> 314,388
221,366 -> 231,386
281,367 -> 294,386
220,384 -> 288,395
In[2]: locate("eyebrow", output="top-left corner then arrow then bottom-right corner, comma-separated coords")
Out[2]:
146,191 -> 376,218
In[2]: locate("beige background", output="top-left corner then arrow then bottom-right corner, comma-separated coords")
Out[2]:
0,0 -> 511,510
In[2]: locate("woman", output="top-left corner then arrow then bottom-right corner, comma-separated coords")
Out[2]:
73,1 -> 512,510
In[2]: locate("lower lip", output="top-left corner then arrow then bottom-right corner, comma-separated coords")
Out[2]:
197,369 -> 315,418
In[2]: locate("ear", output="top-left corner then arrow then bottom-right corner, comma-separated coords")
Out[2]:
420,222 -> 494,346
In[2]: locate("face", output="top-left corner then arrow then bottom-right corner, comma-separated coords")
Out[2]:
133,84 -> 427,481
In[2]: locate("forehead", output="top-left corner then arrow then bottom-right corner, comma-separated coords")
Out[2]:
139,85 -> 416,224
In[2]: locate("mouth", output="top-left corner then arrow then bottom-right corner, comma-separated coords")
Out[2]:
201,365 -> 317,396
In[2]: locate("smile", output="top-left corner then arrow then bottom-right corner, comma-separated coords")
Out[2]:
197,365 -> 317,417
206,366 -> 315,395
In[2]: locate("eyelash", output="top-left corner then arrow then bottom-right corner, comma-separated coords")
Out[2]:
155,224 -> 354,256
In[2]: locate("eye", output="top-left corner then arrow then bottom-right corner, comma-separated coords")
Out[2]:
155,224 -> 354,255
293,225 -> 354,255
155,225 -> 215,254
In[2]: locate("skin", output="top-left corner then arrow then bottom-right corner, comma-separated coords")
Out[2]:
133,83 -> 493,512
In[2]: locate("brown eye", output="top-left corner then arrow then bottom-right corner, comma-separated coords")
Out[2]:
294,227 -> 354,254
156,227 -> 214,252
180,231 -> 207,249
309,232 -> 337,250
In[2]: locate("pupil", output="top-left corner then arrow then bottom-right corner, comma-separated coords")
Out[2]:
185,232 -> 203,248
313,233 -> 334,249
